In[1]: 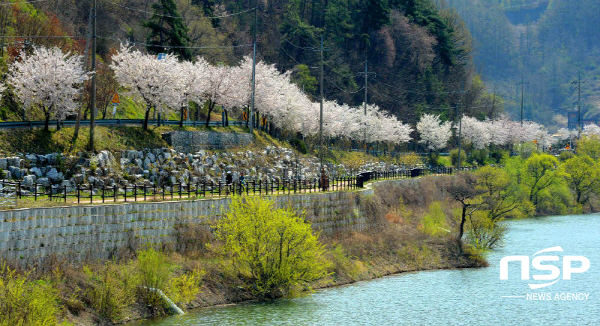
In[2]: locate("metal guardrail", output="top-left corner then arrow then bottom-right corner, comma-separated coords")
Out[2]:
0,119 -> 245,129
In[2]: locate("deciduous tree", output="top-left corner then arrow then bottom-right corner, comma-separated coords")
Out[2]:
8,46 -> 88,131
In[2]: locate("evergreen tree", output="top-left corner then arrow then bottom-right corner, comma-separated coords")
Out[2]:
143,0 -> 192,61
191,0 -> 220,28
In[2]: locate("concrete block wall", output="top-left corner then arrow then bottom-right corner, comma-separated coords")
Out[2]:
162,131 -> 253,152
0,187 -> 376,266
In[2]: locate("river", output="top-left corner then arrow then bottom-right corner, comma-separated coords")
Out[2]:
132,214 -> 600,326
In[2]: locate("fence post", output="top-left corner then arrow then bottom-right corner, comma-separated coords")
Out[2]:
114,185 -> 117,202
63,185 -> 67,203
124,185 -> 127,202
144,184 -> 147,201
34,182 -> 38,201
133,184 -> 137,202
90,184 -> 93,203
102,185 -> 105,203
162,184 -> 166,201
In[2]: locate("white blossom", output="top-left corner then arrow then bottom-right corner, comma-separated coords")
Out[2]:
8,46 -> 88,129
417,113 -> 452,150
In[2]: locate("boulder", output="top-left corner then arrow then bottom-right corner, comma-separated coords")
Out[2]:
25,154 -> 38,165
46,168 -> 60,181
7,157 -> 22,168
8,166 -> 22,179
29,167 -> 43,177
36,177 -> 50,187
22,175 -> 36,187
0,158 -> 6,170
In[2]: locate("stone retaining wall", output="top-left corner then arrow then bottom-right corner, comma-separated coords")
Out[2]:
162,131 -> 253,151
0,187 -> 376,266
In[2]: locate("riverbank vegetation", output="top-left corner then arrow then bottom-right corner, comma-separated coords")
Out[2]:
0,180 -> 488,325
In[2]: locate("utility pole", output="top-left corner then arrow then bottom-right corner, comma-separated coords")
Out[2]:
319,34 -> 324,175
71,7 -> 93,148
363,60 -> 368,153
456,84 -> 464,171
89,0 -> 97,151
577,71 -> 582,138
249,2 -> 257,137
520,75 -> 524,126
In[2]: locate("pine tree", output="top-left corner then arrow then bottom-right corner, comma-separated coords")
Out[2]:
143,0 -> 192,61
191,0 -> 220,28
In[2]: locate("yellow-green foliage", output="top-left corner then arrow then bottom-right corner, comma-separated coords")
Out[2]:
419,202 -> 449,236
465,211 -> 507,252
327,244 -> 360,280
0,263 -> 68,326
166,267 -> 205,305
397,152 -> 423,168
576,135 -> 600,160
215,196 -> 329,299
83,262 -> 139,321
398,244 -> 439,270
137,248 -> 173,305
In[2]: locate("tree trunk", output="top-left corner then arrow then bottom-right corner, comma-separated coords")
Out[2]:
44,111 -> 50,132
205,101 -> 214,127
245,106 -> 249,129
180,106 -> 184,127
458,205 -> 467,253
143,106 -> 151,131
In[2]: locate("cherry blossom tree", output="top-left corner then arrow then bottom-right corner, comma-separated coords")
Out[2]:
460,115 -> 492,150
166,59 -> 209,126
110,45 -> 181,130
8,46 -> 89,131
417,113 -> 452,151
583,124 -> 600,136
202,59 -> 250,127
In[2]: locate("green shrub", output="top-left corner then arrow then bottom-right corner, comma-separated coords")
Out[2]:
0,263 -> 67,326
83,262 -> 139,321
489,148 -> 508,163
465,211 -> 507,252
137,248 -> 173,305
165,267 -> 205,305
289,138 -> 308,154
469,148 -> 489,165
449,149 -> 466,167
215,196 -> 329,299
419,201 -> 449,237
558,150 -> 575,162
326,244 -> 360,281
398,244 -> 439,270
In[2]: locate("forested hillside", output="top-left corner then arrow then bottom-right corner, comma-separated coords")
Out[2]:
440,0 -> 600,129
0,0 -> 498,125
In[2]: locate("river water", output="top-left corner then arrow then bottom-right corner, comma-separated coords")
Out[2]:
133,214 -> 600,326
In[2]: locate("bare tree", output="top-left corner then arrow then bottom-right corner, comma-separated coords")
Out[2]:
446,173 -> 482,252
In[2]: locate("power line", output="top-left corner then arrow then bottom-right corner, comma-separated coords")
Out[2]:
281,38 -> 316,50
98,36 -> 252,50
0,35 -> 86,39
106,1 -> 256,20
324,75 -> 364,94
0,0 -> 51,6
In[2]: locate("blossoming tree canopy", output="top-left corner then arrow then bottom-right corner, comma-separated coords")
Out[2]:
8,46 -> 89,131
110,45 -> 181,130
417,113 -> 452,151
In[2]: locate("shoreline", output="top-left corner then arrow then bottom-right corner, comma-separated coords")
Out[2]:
120,261 -> 482,326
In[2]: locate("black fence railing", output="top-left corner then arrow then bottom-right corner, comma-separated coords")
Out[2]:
0,119 -> 245,129
0,166 -> 476,206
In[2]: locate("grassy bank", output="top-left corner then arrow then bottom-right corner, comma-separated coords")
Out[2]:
0,176 -> 484,326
